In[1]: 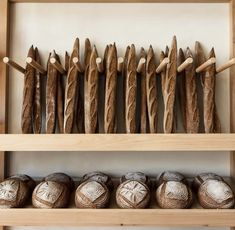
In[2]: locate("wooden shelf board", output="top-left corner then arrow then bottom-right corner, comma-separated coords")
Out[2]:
0,134 -> 235,151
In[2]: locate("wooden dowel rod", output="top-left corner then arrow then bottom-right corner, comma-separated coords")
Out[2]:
177,57 -> 193,73
196,57 -> 216,73
50,57 -> 66,75
136,58 -> 146,73
3,57 -> 25,74
216,58 -> 235,73
117,57 -> 124,73
156,57 -> 169,74
96,57 -> 104,73
73,57 -> 84,73
26,57 -> 47,75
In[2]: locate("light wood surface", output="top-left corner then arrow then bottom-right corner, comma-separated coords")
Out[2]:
117,57 -> 124,72
177,57 -> 193,72
26,57 -> 47,75
50,57 -> 66,74
217,58 -> 235,73
96,57 -> 104,73
195,57 -> 216,73
73,57 -> 84,73
0,134 -> 234,151
156,57 -> 169,73
3,57 -> 25,74
136,57 -> 146,73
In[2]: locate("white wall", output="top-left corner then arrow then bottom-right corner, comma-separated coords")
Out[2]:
8,2 -> 230,230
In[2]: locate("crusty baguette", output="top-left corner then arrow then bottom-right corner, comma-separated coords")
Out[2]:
46,51 -> 58,134
21,45 -> 35,134
85,46 -> 99,133
139,47 -> 148,133
65,51 -> 70,72
104,44 -> 118,133
185,48 -> 199,133
33,47 -> 42,134
162,36 -> 177,133
146,45 -> 157,133
64,38 -> 79,133
125,44 -> 137,133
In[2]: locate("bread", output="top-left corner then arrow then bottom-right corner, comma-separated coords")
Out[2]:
193,173 -> 224,191
104,44 -> 118,133
64,38 -> 79,133
125,44 -> 137,133
46,51 -> 58,133
81,172 -> 113,190
9,174 -> 36,192
33,47 -> 42,134
75,180 -> 110,208
32,181 -> 70,208
121,172 -> 150,187
162,36 -> 177,133
158,171 -> 187,186
0,179 -> 29,208
146,45 -> 157,133
85,46 -> 99,133
156,181 -> 193,209
21,45 -> 35,134
116,180 -> 150,209
44,172 -> 74,191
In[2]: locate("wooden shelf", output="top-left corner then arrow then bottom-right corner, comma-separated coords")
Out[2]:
0,134 -> 235,151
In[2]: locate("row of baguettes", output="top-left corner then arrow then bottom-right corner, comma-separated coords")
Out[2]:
19,36 -> 220,134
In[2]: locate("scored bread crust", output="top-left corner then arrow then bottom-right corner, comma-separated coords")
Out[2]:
21,45 -> 35,134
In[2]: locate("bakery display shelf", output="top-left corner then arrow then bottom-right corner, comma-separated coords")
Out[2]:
0,133 -> 235,151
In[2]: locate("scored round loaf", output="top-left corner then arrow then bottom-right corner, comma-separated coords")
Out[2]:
44,172 -> 74,191
81,172 -> 113,190
9,174 -> 36,192
116,180 -> 150,209
156,181 -> 193,209
198,179 -> 235,209
193,173 -> 224,191
157,171 -> 187,186
32,181 -> 70,208
0,179 -> 29,208
121,172 -> 150,187
75,180 -> 110,208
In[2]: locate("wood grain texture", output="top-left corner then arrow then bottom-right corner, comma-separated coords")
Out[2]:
33,47 -> 42,134
146,46 -> 157,133
162,36 -> 177,133
104,44 -> 118,133
64,38 -> 79,133
21,46 -> 35,134
125,44 -> 137,133
46,51 -> 57,133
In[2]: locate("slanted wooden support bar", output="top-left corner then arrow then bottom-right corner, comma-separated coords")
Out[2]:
216,58 -> 235,73
156,57 -> 169,74
136,57 -> 146,73
117,57 -> 124,73
3,57 -> 25,74
50,57 -> 66,74
26,57 -> 47,75
177,57 -> 193,73
196,57 -> 216,73
96,57 -> 104,73
73,57 -> 84,73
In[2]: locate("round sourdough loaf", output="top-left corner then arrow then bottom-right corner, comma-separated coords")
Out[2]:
157,171 -> 187,186
0,179 -> 29,208
121,172 -> 150,186
32,181 -> 70,208
116,180 -> 150,209
81,172 -> 113,190
198,179 -> 234,209
193,173 -> 224,191
75,180 -> 110,208
44,172 -> 74,191
9,174 -> 36,192
156,181 -> 193,209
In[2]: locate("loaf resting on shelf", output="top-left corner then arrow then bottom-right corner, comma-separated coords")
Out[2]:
4,36 -> 234,134
0,171 -> 234,209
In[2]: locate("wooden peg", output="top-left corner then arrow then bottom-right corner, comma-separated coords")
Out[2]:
73,57 -> 84,73
3,57 -> 25,74
137,58 -> 146,73
26,57 -> 47,75
216,58 -> 235,73
196,57 -> 216,73
50,57 -> 66,75
117,57 -> 124,73
96,57 -> 104,73
177,57 -> 193,73
156,57 -> 169,74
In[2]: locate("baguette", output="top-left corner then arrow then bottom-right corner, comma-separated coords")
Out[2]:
104,44 -> 118,133
85,46 -> 99,133
65,51 -> 70,72
125,44 -> 137,133
146,45 -> 157,133
33,47 -> 42,134
185,48 -> 199,133
162,36 -> 177,133
46,51 -> 58,133
21,45 -> 35,134
64,38 -> 79,133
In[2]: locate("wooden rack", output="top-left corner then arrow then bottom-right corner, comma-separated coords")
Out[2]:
1,0 -> 235,229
